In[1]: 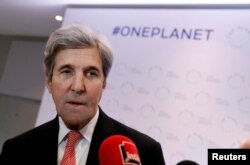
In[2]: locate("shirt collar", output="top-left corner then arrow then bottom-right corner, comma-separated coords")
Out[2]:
58,108 -> 99,144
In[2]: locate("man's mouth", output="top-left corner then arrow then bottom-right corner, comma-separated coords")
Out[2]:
67,100 -> 85,106
69,101 -> 81,104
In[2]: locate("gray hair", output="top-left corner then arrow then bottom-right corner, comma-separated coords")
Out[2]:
44,24 -> 113,82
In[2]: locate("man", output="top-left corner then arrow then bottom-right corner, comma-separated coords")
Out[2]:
0,24 -> 165,165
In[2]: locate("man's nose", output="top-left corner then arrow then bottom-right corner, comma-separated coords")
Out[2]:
71,74 -> 85,93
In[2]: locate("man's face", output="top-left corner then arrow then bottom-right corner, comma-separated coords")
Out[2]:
46,48 -> 106,130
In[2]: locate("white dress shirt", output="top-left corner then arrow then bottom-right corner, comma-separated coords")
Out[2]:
58,109 -> 99,165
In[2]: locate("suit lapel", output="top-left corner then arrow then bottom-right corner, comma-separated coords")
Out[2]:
86,109 -> 116,165
37,117 -> 59,164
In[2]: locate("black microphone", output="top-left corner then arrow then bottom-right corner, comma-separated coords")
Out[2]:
176,160 -> 199,165
99,135 -> 142,165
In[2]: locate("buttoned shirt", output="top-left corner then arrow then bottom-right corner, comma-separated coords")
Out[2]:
58,109 -> 99,165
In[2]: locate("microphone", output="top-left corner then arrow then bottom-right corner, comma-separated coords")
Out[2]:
99,135 -> 142,165
176,160 -> 199,165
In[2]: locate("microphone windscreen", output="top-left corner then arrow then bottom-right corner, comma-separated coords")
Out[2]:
176,160 -> 199,165
99,135 -> 141,165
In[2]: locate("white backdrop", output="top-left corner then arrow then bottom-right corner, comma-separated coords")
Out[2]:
37,8 -> 250,164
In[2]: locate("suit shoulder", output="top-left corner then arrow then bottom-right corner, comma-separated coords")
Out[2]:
5,117 -> 58,144
98,109 -> 159,145
110,118 -> 158,144
109,117 -> 165,165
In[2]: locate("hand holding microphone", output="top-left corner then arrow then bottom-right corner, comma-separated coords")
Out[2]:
240,137 -> 250,148
99,135 -> 142,165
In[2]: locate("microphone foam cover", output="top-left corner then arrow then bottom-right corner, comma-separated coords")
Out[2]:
99,135 -> 141,165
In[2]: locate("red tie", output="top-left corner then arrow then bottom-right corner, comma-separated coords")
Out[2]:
60,131 -> 82,165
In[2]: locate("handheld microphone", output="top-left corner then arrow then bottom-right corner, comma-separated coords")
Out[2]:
99,135 -> 142,165
176,160 -> 199,165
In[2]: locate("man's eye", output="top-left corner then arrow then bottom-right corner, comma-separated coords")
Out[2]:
86,70 -> 98,77
61,70 -> 72,74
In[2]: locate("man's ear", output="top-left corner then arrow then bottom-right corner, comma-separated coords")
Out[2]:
103,80 -> 106,90
45,75 -> 52,93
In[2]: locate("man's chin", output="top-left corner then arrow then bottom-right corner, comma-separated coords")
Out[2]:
63,117 -> 84,130
67,122 -> 82,130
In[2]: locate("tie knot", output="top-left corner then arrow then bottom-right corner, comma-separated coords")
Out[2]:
66,130 -> 82,147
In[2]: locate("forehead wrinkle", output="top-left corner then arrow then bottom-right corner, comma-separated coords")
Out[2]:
57,62 -> 101,73
54,48 -> 102,73
58,64 -> 73,70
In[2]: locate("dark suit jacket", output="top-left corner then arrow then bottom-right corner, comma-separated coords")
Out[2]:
0,108 -> 165,165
